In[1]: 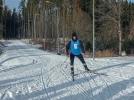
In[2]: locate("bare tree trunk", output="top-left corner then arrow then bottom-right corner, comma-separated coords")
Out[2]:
34,14 -> 36,41
118,0 -> 122,55
44,7 -> 47,50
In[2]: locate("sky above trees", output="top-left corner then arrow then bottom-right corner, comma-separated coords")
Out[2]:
4,0 -> 21,11
4,0 -> 134,12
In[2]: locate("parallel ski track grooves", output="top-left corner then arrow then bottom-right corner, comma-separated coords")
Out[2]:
91,60 -> 111,100
104,61 -> 127,98
38,57 -> 69,100
31,55 -> 51,100
33,56 -> 51,100
61,63 -> 92,100
14,40 -> 51,100
83,72 -> 107,100
26,44 -> 70,100
77,69 -> 103,100
89,72 -> 105,100
81,59 -> 106,100
30,54 -> 51,100
79,71 -> 96,100
97,74 -> 112,99
74,64 -> 95,100
41,66 -> 51,100
61,70 -> 90,100
74,60 -> 103,100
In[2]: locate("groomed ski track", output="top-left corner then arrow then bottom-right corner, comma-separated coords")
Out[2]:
0,40 -> 134,100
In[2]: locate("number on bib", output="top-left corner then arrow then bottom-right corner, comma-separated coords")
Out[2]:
74,44 -> 77,49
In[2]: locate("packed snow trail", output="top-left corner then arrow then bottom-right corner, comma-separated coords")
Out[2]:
0,40 -> 134,100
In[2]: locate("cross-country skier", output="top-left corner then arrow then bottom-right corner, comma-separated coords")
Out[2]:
66,32 -> 90,77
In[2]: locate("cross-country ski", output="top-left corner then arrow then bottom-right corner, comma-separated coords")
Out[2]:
74,70 -> 108,76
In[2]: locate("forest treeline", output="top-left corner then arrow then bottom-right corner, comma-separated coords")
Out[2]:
0,0 -> 134,56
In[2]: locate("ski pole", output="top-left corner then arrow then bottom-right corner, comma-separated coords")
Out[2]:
64,57 -> 69,63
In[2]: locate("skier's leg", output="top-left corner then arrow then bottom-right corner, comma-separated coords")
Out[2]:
70,54 -> 75,75
77,54 -> 90,71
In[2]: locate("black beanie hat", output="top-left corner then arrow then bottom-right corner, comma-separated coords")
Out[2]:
72,32 -> 77,37
72,32 -> 77,41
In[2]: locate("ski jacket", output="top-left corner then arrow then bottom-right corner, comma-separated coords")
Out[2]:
66,39 -> 85,55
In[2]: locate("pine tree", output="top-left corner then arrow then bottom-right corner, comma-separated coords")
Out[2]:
0,0 -> 3,38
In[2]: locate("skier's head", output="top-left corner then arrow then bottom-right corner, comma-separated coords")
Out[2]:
72,32 -> 77,41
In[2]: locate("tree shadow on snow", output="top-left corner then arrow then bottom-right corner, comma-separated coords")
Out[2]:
93,62 -> 132,73
19,75 -> 100,100
0,74 -> 41,90
59,76 -> 134,100
92,76 -> 134,100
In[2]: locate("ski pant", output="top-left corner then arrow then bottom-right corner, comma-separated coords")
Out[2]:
70,53 -> 86,68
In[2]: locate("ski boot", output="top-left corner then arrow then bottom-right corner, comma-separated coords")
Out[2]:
71,67 -> 74,81
84,65 -> 91,73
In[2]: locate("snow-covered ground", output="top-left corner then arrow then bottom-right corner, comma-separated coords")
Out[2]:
0,40 -> 134,100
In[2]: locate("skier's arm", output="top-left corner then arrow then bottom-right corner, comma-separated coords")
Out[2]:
79,40 -> 85,53
66,41 -> 71,55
